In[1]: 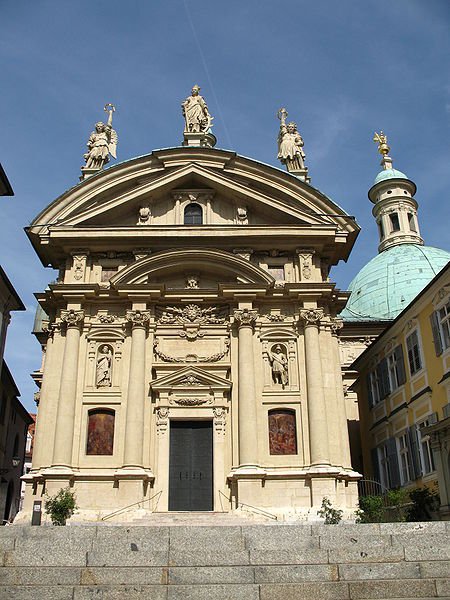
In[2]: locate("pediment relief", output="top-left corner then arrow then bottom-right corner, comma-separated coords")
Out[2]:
111,248 -> 274,287
151,366 -> 232,392
30,150 -> 357,234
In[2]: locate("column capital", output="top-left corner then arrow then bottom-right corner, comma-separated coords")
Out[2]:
60,309 -> 85,329
299,308 -> 324,327
126,309 -> 150,329
233,308 -> 258,328
329,318 -> 344,336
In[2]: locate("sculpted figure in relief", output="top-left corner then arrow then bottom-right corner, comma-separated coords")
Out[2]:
182,85 -> 212,133
269,345 -> 289,386
277,108 -> 305,171
84,104 -> 118,170
96,345 -> 113,387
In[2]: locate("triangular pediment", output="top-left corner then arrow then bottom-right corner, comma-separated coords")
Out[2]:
151,366 -> 232,391
30,149 -> 355,231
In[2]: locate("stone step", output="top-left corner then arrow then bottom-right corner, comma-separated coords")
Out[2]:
0,522 -> 448,598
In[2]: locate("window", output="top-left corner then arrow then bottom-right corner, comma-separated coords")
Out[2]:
406,330 -> 422,375
379,444 -> 390,489
430,302 -> 450,355
184,203 -> 203,225
377,220 -> 384,239
86,409 -> 115,455
367,369 -> 381,407
417,420 -> 435,475
268,409 -> 297,455
389,213 -> 400,232
397,433 -> 412,484
387,345 -> 406,391
408,213 -> 417,232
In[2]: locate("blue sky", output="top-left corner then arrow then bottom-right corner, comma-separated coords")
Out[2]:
1,1 -> 449,411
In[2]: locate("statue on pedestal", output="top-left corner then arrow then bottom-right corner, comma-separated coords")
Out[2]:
82,104 -> 118,178
182,85 -> 213,134
277,107 -> 306,173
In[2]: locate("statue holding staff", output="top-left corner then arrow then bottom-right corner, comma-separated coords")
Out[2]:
269,344 -> 289,387
84,103 -> 118,170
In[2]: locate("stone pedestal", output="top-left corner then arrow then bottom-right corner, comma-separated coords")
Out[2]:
182,131 -> 217,148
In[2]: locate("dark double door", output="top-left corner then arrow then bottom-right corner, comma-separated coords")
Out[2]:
169,421 -> 213,511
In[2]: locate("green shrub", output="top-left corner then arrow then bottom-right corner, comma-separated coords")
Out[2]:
317,497 -> 343,524
356,495 -> 384,523
44,488 -> 78,526
385,488 -> 409,522
406,487 -> 439,521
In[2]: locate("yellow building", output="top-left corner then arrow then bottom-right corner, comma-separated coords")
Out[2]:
353,261 -> 450,517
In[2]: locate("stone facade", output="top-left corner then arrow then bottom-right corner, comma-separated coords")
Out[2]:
21,147 -> 361,521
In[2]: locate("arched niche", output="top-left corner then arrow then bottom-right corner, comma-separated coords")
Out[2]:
260,329 -> 299,392
85,329 -> 125,390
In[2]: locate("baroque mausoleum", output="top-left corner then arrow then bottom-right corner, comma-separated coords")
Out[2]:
21,93 -> 363,521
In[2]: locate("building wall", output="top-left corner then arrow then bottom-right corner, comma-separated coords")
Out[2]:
355,264 -> 450,498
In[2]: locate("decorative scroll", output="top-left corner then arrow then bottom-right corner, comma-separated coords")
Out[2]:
126,310 -> 150,328
299,308 -> 324,326
86,410 -> 115,455
157,304 -> 227,325
179,375 -> 203,385
153,339 -> 230,363
98,314 -> 115,323
173,398 -> 208,406
268,409 -> 297,455
233,308 -> 258,327
60,309 -> 85,329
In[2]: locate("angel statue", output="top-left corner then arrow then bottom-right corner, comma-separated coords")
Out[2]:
83,104 -> 118,171
277,107 -> 306,172
181,85 -> 213,134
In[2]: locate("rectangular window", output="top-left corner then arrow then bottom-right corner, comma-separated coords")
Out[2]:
406,330 -> 422,375
417,420 -> 435,475
387,345 -> 406,391
397,433 -> 412,484
367,370 -> 381,406
379,444 -> 390,489
438,302 -> 450,350
390,213 -> 400,232
408,213 -> 417,232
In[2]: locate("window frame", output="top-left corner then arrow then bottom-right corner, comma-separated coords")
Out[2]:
397,432 -> 412,485
406,330 -> 422,376
183,202 -> 203,225
416,419 -> 435,476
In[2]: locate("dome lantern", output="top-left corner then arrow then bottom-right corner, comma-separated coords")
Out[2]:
369,132 -> 423,253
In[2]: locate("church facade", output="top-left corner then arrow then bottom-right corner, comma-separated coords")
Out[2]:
21,137 -> 362,521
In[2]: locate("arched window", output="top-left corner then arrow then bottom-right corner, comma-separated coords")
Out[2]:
184,203 -> 203,225
86,409 -> 115,455
268,409 -> 297,455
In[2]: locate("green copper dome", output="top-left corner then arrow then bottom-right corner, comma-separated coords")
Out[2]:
341,244 -> 450,321
373,168 -> 407,185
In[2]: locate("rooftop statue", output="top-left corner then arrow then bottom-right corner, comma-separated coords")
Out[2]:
277,107 -> 309,181
373,131 -> 393,170
81,104 -> 118,179
182,85 -> 213,134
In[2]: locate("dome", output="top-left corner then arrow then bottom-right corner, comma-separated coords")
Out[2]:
373,168 -> 407,185
341,244 -> 450,321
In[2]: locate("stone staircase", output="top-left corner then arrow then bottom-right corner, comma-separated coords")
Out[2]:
0,521 -> 449,599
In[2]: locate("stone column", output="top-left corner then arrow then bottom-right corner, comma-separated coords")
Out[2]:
233,308 -> 259,467
299,308 -> 330,466
330,319 -> 353,469
123,309 -> 150,468
31,330 -> 55,470
52,309 -> 84,468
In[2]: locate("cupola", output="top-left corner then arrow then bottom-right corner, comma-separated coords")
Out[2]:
369,132 -> 423,253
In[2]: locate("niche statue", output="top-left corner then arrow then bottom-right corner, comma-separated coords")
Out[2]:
269,345 -> 289,387
96,345 -> 113,388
